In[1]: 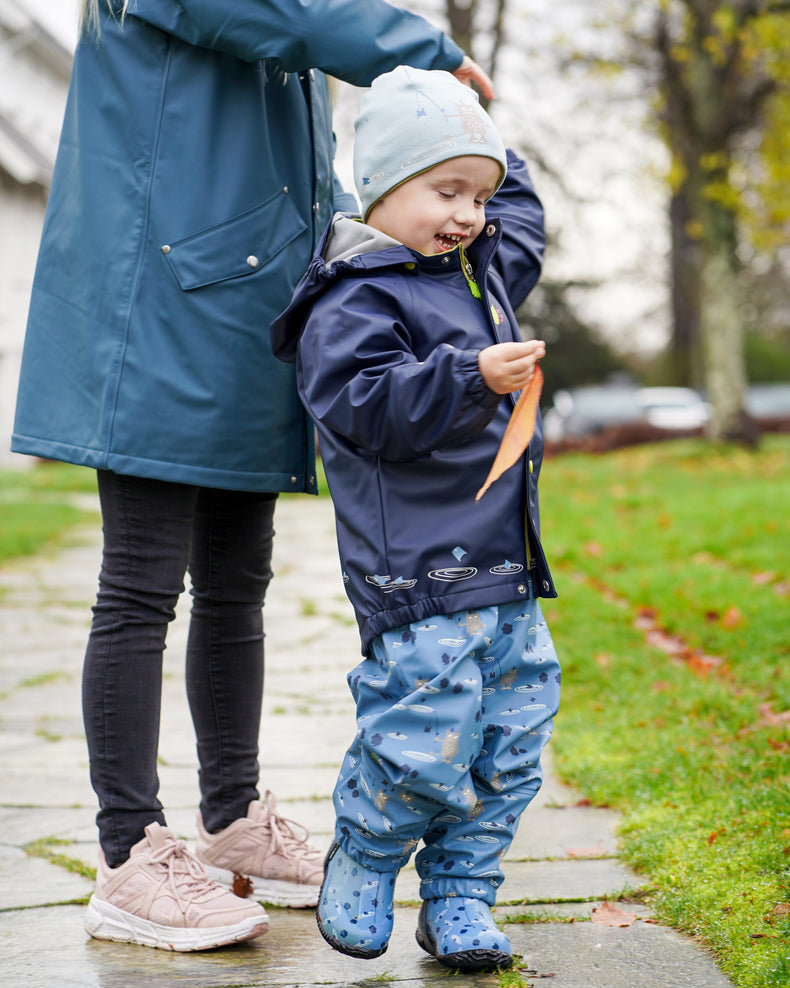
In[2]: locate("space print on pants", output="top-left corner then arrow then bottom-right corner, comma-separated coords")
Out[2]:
333,597 -> 561,904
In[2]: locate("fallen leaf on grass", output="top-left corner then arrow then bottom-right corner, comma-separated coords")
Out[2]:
687,652 -> 721,676
634,609 -> 722,676
591,900 -> 637,927
476,365 -> 542,501
721,606 -> 744,629
757,703 -> 790,728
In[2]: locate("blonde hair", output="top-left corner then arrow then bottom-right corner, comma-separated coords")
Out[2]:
79,0 -> 129,36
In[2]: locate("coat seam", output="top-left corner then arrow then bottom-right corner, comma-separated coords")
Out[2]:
105,38 -> 174,459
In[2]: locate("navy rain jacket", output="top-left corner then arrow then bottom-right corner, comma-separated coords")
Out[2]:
272,151 -> 557,653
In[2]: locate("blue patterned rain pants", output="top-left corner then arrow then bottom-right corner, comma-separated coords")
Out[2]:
333,598 -> 561,904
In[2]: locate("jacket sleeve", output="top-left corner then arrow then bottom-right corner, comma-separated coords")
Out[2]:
297,281 -> 501,462
124,0 -> 464,83
484,149 -> 545,311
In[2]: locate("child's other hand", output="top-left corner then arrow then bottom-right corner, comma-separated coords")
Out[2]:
478,340 -> 545,395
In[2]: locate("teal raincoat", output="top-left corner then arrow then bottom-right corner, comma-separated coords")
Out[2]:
12,0 -> 463,492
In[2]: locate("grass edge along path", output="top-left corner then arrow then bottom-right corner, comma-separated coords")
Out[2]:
0,463 -> 99,567
540,436 -> 790,988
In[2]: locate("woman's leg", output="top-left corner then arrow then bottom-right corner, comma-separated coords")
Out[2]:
185,488 -> 277,832
83,471 -> 197,867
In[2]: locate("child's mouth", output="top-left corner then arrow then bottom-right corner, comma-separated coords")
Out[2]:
435,233 -> 462,252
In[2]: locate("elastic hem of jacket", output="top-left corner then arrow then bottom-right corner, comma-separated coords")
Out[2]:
358,581 -> 536,655
10,435 -> 317,495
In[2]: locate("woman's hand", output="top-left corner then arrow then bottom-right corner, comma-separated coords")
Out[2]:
478,340 -> 545,395
453,55 -> 495,100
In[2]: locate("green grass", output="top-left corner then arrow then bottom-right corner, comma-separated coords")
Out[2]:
0,462 -> 98,565
539,435 -> 790,988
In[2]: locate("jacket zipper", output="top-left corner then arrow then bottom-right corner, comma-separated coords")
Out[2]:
458,244 -> 482,299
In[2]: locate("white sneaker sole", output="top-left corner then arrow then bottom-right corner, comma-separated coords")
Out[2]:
84,895 -> 269,951
202,864 -> 320,908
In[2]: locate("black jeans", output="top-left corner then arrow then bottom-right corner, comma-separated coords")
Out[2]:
83,470 -> 277,867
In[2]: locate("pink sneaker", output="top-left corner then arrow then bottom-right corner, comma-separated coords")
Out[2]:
196,792 -> 324,908
84,823 -> 269,951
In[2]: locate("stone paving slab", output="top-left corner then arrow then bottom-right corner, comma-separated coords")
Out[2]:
511,920 -> 735,988
0,844 -> 93,910
1,904 -> 497,988
0,492 -> 734,987
0,901 -> 734,988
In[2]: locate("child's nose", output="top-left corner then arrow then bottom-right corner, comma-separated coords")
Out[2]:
454,199 -> 477,229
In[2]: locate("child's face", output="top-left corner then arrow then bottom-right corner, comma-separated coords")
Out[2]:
366,156 -> 501,256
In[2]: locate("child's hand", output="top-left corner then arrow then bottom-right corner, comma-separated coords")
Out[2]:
478,340 -> 545,395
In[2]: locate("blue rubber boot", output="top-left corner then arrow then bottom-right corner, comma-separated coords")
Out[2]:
416,896 -> 513,971
316,842 -> 396,958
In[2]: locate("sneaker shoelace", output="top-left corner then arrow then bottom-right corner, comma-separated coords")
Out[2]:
255,791 -> 322,858
149,835 -> 221,905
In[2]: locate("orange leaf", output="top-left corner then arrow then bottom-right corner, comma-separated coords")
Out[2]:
231,872 -> 254,898
476,365 -> 543,502
591,900 -> 637,927
721,606 -> 743,629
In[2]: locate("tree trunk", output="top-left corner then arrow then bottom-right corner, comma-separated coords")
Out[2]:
656,1 -> 757,444
445,0 -> 475,60
668,187 -> 703,388
699,219 -> 757,444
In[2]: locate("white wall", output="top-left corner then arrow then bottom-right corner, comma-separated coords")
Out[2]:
0,173 -> 46,466
0,0 -> 73,466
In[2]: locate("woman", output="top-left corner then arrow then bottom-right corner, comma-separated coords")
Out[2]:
12,0 -> 494,951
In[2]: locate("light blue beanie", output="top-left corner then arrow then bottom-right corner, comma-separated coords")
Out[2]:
354,66 -> 507,220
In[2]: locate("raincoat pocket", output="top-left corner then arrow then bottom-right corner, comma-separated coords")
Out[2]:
161,189 -> 307,291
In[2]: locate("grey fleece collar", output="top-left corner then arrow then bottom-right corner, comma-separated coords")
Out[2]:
323,214 -> 402,267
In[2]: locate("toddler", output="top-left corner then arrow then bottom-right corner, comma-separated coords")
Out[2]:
272,65 -> 560,972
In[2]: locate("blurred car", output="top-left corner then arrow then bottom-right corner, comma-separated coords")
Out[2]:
635,387 -> 709,430
542,384 -> 645,442
745,383 -> 790,423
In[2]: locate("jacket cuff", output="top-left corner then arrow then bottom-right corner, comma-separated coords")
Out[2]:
460,350 -> 501,409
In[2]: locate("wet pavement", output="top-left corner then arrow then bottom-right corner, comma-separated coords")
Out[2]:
0,492 -> 734,987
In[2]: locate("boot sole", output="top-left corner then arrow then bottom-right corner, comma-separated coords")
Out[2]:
316,910 -> 389,959
416,904 -> 512,972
